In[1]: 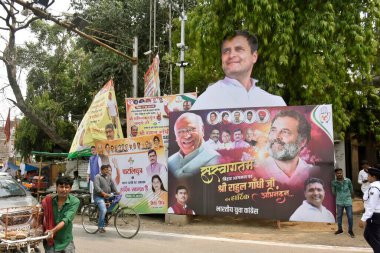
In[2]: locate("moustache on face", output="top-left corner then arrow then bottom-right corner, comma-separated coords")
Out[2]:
270,139 -> 285,147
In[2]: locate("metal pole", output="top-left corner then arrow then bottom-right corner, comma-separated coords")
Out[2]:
149,0 -> 152,63
169,2 -> 173,94
37,160 -> 42,202
153,0 -> 156,50
179,5 -> 186,94
133,36 -> 138,98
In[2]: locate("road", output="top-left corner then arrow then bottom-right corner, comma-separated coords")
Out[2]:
69,225 -> 371,253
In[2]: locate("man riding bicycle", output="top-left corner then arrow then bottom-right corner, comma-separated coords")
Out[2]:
93,164 -> 119,233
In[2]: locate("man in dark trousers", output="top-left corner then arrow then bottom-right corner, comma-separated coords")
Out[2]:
332,168 -> 354,237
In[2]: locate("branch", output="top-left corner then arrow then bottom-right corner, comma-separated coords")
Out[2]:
15,16 -> 40,31
0,1 -> 11,23
0,54 -> 9,65
6,97 -> 18,107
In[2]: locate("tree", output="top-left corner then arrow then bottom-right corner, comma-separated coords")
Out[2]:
186,0 -> 380,139
0,0 -> 73,150
13,20 -> 93,156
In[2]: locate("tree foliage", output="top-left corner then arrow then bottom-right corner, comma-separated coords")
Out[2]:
186,0 -> 380,140
13,20 -> 89,155
0,1 -> 76,151
71,0 -> 197,99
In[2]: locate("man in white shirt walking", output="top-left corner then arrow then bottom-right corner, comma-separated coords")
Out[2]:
358,160 -> 370,196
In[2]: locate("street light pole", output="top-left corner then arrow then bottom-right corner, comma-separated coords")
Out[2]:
133,37 -> 138,97
177,3 -> 187,94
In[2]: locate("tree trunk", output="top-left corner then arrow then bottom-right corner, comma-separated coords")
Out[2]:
3,20 -> 71,151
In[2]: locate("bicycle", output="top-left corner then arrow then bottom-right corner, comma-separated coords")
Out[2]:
81,194 -> 140,239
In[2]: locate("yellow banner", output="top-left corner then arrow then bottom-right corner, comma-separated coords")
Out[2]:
68,80 -> 123,158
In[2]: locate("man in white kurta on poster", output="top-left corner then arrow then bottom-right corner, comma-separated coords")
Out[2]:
191,30 -> 286,110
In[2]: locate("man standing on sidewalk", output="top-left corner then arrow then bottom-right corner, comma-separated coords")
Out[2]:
358,160 -> 370,196
332,168 -> 355,238
87,146 -> 101,202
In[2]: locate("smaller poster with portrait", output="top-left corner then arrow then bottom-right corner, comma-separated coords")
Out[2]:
95,134 -> 168,214
126,93 -> 197,148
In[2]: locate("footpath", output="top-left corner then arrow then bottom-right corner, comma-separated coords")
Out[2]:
75,198 -> 371,249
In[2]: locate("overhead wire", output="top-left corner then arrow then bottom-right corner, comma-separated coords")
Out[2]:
89,34 -> 133,51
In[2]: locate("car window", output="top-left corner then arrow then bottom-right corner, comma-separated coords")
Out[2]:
0,178 -> 26,198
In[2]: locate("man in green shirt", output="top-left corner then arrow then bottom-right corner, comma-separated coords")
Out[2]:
44,176 -> 80,253
331,168 -> 354,238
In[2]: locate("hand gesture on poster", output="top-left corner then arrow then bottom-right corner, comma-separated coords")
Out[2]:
112,157 -> 119,168
111,158 -> 121,185
241,152 -> 254,162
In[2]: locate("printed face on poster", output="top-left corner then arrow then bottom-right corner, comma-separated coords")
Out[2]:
95,134 -> 168,214
167,105 -> 335,222
126,93 -> 197,148
68,80 -> 124,158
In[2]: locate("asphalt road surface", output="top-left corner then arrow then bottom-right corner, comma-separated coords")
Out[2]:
70,225 -> 371,253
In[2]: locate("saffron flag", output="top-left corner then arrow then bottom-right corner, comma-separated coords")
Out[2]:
68,80 -> 124,159
4,109 -> 10,144
144,54 -> 160,97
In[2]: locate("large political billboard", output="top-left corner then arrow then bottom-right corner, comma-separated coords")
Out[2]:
167,105 -> 335,222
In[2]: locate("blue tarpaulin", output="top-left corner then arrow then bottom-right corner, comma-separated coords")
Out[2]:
7,161 -> 19,171
25,164 -> 49,172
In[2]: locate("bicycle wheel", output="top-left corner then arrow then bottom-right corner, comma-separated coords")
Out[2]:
82,205 -> 99,234
114,207 -> 140,238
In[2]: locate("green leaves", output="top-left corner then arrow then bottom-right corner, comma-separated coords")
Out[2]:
186,0 -> 380,140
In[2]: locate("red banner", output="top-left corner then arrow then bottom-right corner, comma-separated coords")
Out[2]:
4,108 -> 10,143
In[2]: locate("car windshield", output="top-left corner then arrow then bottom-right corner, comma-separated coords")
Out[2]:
0,178 -> 26,198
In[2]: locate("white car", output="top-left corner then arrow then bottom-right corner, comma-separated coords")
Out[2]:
0,172 -> 44,252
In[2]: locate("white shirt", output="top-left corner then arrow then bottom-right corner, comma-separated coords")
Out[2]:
362,181 -> 380,221
358,169 -> 370,194
220,141 -> 233,150
289,200 -> 335,222
191,77 -> 286,110
107,99 -> 117,116
205,139 -> 222,150
257,156 -> 314,186
167,205 -> 195,215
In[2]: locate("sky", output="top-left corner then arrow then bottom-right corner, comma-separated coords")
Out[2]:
0,1 -> 73,125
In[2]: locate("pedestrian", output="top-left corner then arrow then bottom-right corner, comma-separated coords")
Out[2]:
359,165 -> 380,252
43,176 -> 80,253
87,146 -> 101,202
331,168 -> 355,237
358,160 -> 370,196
